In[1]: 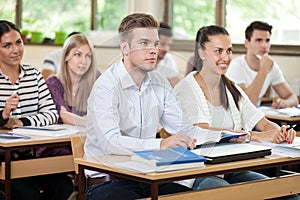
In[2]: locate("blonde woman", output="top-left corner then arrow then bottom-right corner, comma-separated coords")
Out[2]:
46,34 -> 100,127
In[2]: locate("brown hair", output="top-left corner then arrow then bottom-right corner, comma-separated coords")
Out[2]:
194,25 -> 241,110
118,13 -> 159,42
245,21 -> 272,41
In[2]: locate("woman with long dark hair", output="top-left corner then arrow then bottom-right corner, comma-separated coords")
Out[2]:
174,25 -> 296,194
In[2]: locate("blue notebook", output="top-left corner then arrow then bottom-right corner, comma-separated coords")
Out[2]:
132,146 -> 206,166
219,132 -> 247,143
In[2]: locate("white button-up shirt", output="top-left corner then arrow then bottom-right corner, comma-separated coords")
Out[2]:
84,61 -> 204,158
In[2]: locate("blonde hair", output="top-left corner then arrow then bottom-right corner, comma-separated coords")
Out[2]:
58,34 -> 98,113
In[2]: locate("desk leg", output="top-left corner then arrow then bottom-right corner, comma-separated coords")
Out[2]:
150,181 -> 158,200
78,164 -> 86,200
4,149 -> 11,200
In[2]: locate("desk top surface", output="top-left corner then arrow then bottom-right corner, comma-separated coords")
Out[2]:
265,114 -> 300,122
259,106 -> 300,122
75,153 -> 300,181
0,129 -> 74,147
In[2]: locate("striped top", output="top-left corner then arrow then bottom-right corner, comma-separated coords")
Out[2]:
0,64 -> 58,126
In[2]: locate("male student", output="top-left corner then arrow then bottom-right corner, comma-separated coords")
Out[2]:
226,21 -> 298,108
156,22 -> 180,87
84,13 -> 219,200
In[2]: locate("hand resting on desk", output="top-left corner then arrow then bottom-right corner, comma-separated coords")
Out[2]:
251,125 -> 296,144
160,132 -> 196,150
3,118 -> 23,129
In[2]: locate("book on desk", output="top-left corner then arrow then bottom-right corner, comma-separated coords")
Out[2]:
256,137 -> 300,158
11,124 -> 85,137
259,106 -> 300,117
195,130 -> 247,146
0,132 -> 31,140
116,146 -> 206,173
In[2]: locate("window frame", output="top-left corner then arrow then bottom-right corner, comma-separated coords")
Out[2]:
166,0 -> 300,56
12,0 -> 300,56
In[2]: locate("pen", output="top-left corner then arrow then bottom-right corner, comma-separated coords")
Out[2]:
256,54 -> 262,59
284,124 -> 297,144
286,124 -> 297,131
9,91 -> 17,116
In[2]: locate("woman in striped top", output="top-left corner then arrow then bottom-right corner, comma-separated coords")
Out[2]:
0,20 -> 73,200
0,21 -> 58,129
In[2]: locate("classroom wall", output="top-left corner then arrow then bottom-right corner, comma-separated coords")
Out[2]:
22,44 -> 300,95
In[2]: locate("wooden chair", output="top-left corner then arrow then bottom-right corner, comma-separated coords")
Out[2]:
159,128 -> 171,138
70,134 -> 115,188
70,134 -> 86,174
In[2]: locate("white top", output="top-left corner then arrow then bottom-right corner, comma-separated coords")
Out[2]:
174,71 -> 264,132
208,102 -> 234,129
173,71 -> 265,188
226,55 -> 285,106
42,49 -> 63,73
84,61 -> 207,158
156,53 -> 179,79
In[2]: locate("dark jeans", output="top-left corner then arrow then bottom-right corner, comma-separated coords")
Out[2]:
0,173 -> 73,200
86,179 -> 191,200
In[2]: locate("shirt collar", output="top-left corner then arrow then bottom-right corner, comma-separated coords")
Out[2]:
116,61 -> 151,90
0,64 -> 25,80
19,64 -> 26,78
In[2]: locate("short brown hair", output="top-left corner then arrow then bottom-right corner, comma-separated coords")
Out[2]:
245,21 -> 272,41
118,13 -> 158,42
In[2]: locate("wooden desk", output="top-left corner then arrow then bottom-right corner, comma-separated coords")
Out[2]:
0,135 -> 75,200
265,114 -> 300,124
75,154 -> 300,200
260,106 -> 300,130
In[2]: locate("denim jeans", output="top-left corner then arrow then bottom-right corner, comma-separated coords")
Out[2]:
192,172 -> 300,200
192,171 -> 268,190
86,179 -> 191,200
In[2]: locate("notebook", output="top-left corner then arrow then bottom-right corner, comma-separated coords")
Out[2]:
116,146 -> 206,173
192,143 -> 271,164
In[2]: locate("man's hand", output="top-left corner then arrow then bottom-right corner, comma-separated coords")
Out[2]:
272,97 -> 288,109
160,132 -> 196,150
258,54 -> 273,74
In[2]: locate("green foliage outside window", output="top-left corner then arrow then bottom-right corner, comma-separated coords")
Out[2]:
22,0 -> 91,39
226,0 -> 300,44
171,0 -> 215,39
1,0 -> 299,45
0,0 -> 15,22
96,0 -> 125,30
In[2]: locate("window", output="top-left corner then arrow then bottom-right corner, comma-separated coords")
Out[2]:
226,0 -> 300,44
96,0 -> 125,31
171,0 -> 215,39
0,0 -> 125,42
0,0 -> 15,22
170,0 -> 300,45
22,0 -> 91,39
